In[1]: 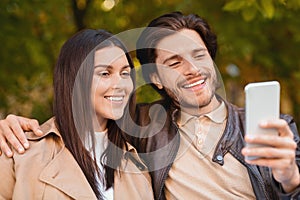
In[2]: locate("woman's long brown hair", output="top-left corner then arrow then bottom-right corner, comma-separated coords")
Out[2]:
53,29 -> 136,198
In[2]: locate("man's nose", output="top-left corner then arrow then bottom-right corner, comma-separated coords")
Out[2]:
183,59 -> 199,76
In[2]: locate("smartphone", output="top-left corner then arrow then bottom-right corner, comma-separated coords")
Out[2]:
244,81 -> 280,160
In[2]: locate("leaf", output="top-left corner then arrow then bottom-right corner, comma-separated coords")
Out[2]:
223,0 -> 248,11
242,6 -> 257,21
260,0 -> 275,18
278,0 -> 287,5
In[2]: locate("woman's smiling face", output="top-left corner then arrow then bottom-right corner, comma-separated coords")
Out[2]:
91,46 -> 133,128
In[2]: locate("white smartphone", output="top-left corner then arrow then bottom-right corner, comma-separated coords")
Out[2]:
244,81 -> 280,160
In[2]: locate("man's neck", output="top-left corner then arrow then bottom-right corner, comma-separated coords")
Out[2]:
180,95 -> 221,116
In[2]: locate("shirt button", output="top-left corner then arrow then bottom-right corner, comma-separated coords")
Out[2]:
216,155 -> 223,161
198,138 -> 203,145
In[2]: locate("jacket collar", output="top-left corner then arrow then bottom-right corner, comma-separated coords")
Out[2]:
26,117 -> 62,140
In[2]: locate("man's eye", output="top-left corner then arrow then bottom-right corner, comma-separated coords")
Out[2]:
169,61 -> 181,67
195,54 -> 205,59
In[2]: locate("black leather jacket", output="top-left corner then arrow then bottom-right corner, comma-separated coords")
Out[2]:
130,98 -> 300,200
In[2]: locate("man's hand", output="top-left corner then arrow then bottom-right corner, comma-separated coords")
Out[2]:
0,114 -> 43,157
242,119 -> 300,193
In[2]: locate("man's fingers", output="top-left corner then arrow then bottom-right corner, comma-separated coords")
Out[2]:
8,120 -> 30,149
8,115 -> 43,146
25,118 -> 43,136
5,115 -> 30,150
2,115 -> 42,153
0,135 -> 13,157
260,119 -> 293,138
0,118 -> 25,153
244,157 -> 290,169
242,146 -> 294,160
17,116 -> 43,136
245,134 -> 297,149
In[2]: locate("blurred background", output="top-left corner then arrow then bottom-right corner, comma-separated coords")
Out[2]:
1,0 -> 300,125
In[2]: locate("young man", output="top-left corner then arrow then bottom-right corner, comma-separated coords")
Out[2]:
1,12 -> 300,199
133,12 -> 300,199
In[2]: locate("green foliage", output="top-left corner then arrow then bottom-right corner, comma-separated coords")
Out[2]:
0,0 -> 74,121
1,0 -> 300,124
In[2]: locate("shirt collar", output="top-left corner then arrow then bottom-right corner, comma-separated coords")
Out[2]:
205,101 -> 227,123
178,101 -> 227,127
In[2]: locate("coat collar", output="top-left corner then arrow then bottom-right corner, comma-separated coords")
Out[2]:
27,118 -> 97,199
26,117 -> 62,140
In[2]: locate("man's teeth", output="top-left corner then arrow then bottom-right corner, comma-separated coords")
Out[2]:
106,96 -> 123,101
183,79 -> 205,88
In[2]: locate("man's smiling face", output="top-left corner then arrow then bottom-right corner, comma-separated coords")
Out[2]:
152,28 -> 219,115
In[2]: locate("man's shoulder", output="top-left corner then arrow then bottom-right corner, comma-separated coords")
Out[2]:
136,99 -> 166,108
135,99 -> 173,128
136,99 -> 171,114
222,100 -> 244,114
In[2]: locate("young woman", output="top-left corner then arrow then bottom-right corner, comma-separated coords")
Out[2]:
0,29 -> 153,200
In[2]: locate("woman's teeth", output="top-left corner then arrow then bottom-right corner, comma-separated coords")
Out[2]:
106,96 -> 123,101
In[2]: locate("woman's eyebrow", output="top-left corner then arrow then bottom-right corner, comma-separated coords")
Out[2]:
122,65 -> 131,69
94,64 -> 111,69
94,64 -> 131,69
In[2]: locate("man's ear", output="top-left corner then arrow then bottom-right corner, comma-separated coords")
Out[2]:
149,73 -> 163,89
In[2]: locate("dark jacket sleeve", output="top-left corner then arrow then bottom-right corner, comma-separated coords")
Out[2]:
277,114 -> 300,200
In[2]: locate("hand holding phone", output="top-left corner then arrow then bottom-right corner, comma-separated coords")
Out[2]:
244,81 -> 280,160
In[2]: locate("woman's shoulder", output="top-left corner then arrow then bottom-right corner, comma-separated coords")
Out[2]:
0,118 -> 63,179
12,117 -> 63,161
121,142 -> 148,172
26,117 -> 61,141
114,142 -> 154,200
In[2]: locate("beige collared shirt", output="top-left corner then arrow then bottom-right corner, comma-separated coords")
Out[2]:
165,101 -> 256,200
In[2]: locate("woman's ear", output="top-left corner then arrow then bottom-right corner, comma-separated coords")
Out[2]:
149,73 -> 163,89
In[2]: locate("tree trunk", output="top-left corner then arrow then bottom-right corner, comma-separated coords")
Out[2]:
71,0 -> 92,31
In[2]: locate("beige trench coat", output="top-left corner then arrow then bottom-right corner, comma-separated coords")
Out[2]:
0,118 -> 154,200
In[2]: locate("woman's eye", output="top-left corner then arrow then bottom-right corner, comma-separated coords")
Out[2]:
121,71 -> 131,77
98,71 -> 110,77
